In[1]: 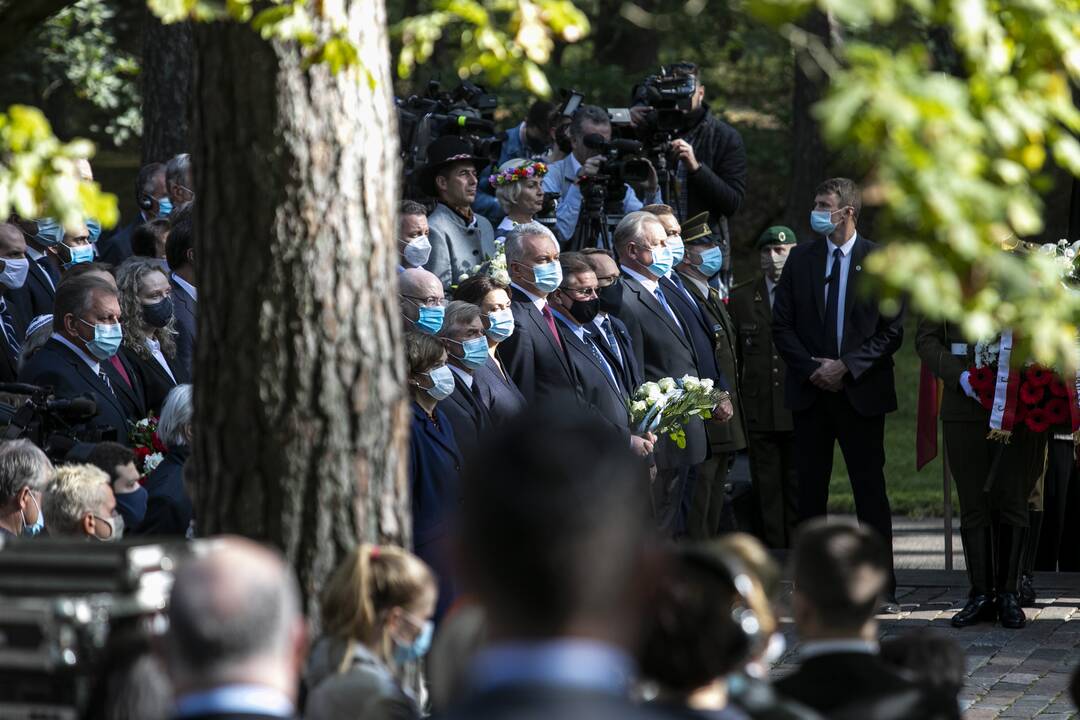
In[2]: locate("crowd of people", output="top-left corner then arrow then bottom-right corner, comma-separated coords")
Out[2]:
0,58 -> 1077,719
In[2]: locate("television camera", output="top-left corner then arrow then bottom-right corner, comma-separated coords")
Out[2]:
0,383 -> 114,462
570,134 -> 653,251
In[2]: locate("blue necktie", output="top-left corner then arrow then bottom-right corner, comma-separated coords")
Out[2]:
599,318 -> 622,366
653,285 -> 680,328
585,333 -> 619,390
824,248 -> 842,357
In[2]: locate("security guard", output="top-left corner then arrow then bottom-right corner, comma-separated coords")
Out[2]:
916,318 -> 1045,629
729,226 -> 798,548
675,211 -> 747,538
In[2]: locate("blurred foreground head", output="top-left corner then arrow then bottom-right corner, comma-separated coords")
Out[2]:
456,404 -> 653,645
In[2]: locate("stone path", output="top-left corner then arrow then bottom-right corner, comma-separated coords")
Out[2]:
769,517 -> 1080,718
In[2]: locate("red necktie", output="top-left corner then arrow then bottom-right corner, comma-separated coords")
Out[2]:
541,303 -> 563,350
109,355 -> 133,388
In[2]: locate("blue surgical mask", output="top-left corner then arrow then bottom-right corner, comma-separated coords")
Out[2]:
156,196 -> 173,218
811,209 -> 840,235
409,304 -> 444,335
63,243 -> 94,268
452,336 -> 489,371
79,319 -> 123,360
114,486 -> 148,529
423,364 -> 455,401
21,491 -> 44,537
34,218 -> 64,247
531,261 -> 563,294
696,246 -> 723,278
667,235 -> 685,265
86,218 -> 102,244
647,245 -> 674,278
393,619 -> 434,664
486,308 -> 515,341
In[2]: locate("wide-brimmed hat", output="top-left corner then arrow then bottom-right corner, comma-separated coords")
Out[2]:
419,136 -> 488,197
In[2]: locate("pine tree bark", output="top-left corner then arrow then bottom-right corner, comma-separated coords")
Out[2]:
189,1 -> 408,619
140,10 -> 192,163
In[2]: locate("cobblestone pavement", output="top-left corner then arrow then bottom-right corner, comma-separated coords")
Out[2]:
770,517 -> 1080,719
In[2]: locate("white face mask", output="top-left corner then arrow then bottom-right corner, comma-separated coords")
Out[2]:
403,235 -> 432,267
0,257 -> 29,290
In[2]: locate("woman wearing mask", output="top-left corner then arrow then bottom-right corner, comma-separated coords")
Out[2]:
305,544 -> 437,720
453,275 -> 526,424
492,159 -> 549,243
405,331 -> 462,622
115,258 -> 189,416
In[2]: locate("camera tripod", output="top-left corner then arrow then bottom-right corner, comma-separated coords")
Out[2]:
569,175 -> 627,252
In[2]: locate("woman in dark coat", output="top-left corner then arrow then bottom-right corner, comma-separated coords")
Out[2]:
133,384 -> 193,537
453,274 -> 526,424
115,258 -> 189,417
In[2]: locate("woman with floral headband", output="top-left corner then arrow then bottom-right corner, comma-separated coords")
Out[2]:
491,158 -> 552,243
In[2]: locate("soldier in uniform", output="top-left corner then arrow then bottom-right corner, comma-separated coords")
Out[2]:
916,318 -> 1045,628
675,211 -> 747,538
729,226 -> 798,548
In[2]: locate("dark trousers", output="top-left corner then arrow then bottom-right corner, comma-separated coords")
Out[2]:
653,465 -> 692,537
688,451 -> 731,540
943,420 -> 1036,529
793,393 -> 895,588
1036,438 -> 1080,571
748,430 -> 799,548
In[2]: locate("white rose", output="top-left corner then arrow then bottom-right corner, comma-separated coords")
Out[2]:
646,388 -> 663,406
631,400 -> 647,414
681,375 -> 700,391
658,377 -> 676,393
144,452 -> 165,474
701,378 -> 714,392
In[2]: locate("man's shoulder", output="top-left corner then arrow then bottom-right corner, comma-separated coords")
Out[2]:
730,276 -> 760,299
435,686 -> 681,720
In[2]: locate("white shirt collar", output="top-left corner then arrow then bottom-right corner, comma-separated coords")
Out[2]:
829,231 -> 857,257
620,264 -> 658,292
171,272 -> 197,301
52,333 -> 100,375
448,363 -> 473,388
680,271 -> 710,299
799,638 -> 878,660
511,282 -> 546,312
765,276 -> 777,294
550,308 -> 585,340
26,246 -> 44,262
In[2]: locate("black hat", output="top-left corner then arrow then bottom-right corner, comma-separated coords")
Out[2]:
419,136 -> 488,197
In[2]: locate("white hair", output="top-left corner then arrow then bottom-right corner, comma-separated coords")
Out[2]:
0,439 -> 53,503
504,222 -> 558,264
43,464 -> 111,536
613,211 -> 663,255
159,384 -> 194,450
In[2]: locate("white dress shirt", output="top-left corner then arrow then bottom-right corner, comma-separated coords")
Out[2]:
146,338 -> 176,382
171,272 -> 198,302
824,231 -> 857,351
510,282 -> 547,313
621,264 -> 681,327
765,276 -> 778,309
448,363 -> 474,389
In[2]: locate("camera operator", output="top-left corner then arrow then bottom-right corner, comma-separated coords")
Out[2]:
631,62 -> 746,282
474,100 -> 557,225
543,105 -> 661,244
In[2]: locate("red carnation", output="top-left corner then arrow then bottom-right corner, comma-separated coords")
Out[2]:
969,366 -> 995,392
979,392 -> 994,411
152,434 -> 167,453
1026,366 -> 1054,387
134,446 -> 150,460
1019,381 -> 1045,405
1049,378 -> 1070,398
1045,397 -> 1070,425
1025,407 -> 1051,433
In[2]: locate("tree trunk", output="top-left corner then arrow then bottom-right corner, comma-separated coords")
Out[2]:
190,1 -> 409,620
140,9 -> 192,163
591,0 -> 660,78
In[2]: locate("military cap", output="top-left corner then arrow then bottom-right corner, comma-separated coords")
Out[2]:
756,225 -> 797,250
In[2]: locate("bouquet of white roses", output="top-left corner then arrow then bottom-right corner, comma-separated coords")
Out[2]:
458,237 -> 510,286
627,375 -> 723,449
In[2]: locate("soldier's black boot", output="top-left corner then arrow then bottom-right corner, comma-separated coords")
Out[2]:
953,527 -> 997,628
1019,509 -> 1042,607
997,524 -> 1027,629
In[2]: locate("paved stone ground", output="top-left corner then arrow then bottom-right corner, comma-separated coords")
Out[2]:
769,517 -> 1080,719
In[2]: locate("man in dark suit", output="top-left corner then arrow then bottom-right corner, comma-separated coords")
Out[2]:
18,274 -> 142,443
777,521 -> 955,719
610,211 -> 732,536
0,223 -> 33,381
730,226 -> 799,549
7,217 -> 59,320
96,163 -> 169,266
772,177 -> 904,611
581,248 -> 643,393
441,408 -> 673,720
499,222 -> 579,403
166,208 -> 197,377
164,538 -> 306,720
436,301 -> 492,456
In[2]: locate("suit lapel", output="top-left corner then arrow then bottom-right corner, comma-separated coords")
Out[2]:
61,349 -> 126,420
810,239 -> 827,323
512,287 -> 571,375
842,236 -> 868,342
623,277 -> 689,350
565,323 -> 623,398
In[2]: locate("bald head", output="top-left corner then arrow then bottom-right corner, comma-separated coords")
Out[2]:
165,537 -> 304,696
399,268 -> 445,325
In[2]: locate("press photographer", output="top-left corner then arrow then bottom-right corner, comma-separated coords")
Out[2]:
473,99 -> 558,225
543,104 -> 661,247
631,62 -> 747,287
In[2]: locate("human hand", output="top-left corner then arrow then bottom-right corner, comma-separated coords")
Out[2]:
959,370 -> 979,401
810,357 -> 847,392
580,155 -> 605,178
630,106 -> 653,127
630,433 -> 655,457
671,138 -> 700,172
713,396 -> 734,422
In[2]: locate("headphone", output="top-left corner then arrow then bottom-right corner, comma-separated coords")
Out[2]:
678,545 -> 766,666
138,194 -> 153,211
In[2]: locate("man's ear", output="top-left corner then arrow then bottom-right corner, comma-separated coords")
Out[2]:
81,513 -> 96,537
434,174 -> 448,193
62,313 -> 79,337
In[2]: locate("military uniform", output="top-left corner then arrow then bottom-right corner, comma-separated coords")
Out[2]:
915,317 -> 1046,628
730,274 -> 798,548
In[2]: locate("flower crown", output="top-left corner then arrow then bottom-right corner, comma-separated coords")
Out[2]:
489,160 -> 547,188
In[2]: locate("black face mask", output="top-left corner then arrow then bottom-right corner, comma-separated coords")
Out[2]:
142,296 -> 174,328
596,279 -> 623,315
525,133 -> 550,157
569,297 -> 600,324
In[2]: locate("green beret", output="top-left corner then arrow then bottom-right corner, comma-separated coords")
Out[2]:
756,225 -> 797,249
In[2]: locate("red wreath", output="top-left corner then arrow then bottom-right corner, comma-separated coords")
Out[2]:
1026,407 -> 1052,433
1026,366 -> 1055,387
1048,378 -> 1070,398
1019,381 -> 1045,405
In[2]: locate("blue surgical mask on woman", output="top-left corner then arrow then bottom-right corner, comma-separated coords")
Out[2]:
696,246 -> 723,278
667,235 -> 685,265
647,244 -> 674,278
392,618 -> 434,664
423,365 -> 455,401
21,491 -> 44,537
79,319 -> 123,360
531,261 -> 563,294
410,304 -> 444,335
486,308 -> 515,341
452,336 -> 489,371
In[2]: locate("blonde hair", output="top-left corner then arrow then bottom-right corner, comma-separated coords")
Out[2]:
319,544 -> 436,672
43,464 -> 111,536
495,158 -> 541,213
115,257 -> 177,361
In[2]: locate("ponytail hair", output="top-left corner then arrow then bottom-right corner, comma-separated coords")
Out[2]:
319,543 -> 436,672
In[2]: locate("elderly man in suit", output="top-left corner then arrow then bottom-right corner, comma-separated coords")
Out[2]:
436,301 -> 493,456
498,222 -> 579,404
421,137 -> 496,289
772,177 -> 905,613
167,208 -> 197,377
730,226 -> 799,549
19,273 -> 145,443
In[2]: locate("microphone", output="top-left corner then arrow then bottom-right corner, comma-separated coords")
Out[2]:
0,382 -> 44,395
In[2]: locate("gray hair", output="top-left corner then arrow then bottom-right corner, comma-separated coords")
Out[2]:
0,439 -> 53,504
158,384 -> 194,450
43,464 -> 111,536
504,222 -> 558,265
569,105 -> 611,140
165,153 -> 191,190
438,300 -> 481,339
614,211 -> 663,255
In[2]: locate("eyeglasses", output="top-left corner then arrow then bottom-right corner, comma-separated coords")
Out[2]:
402,295 -> 447,308
559,286 -> 598,299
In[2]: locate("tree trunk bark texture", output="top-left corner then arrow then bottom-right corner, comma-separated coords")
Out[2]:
190,1 -> 408,619
140,10 -> 192,163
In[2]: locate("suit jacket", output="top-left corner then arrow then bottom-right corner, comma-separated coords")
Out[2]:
437,685 -> 681,720
771,236 -> 904,417
775,652 -> 957,720
677,271 -> 747,452
0,294 -> 29,382
439,371 -> 491,457
556,315 -> 631,440
473,353 -> 526,425
97,216 -> 139,267
424,203 -> 496,289
729,276 -> 793,433
588,314 -> 643,395
613,275 -> 707,468
121,343 -> 190,417
409,402 -> 462,548
170,276 -> 197,378
18,338 -> 140,442
134,447 -> 192,537
9,259 -> 56,323
500,287 -> 578,404
914,317 -> 987,423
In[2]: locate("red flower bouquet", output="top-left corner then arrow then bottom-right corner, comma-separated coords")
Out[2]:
128,415 -> 165,479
